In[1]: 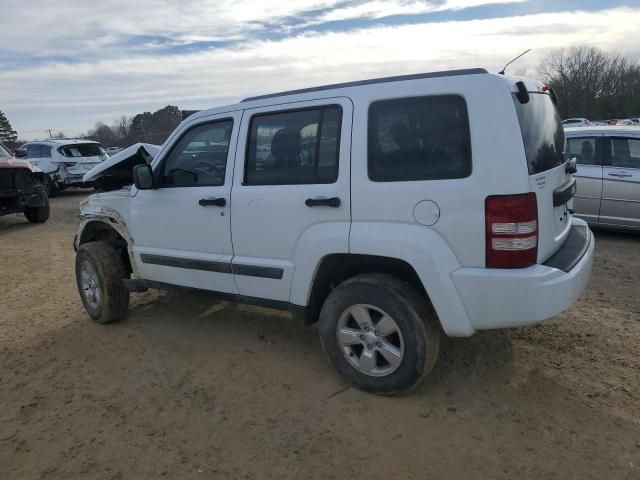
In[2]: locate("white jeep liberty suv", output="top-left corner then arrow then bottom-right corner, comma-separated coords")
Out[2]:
74,69 -> 594,395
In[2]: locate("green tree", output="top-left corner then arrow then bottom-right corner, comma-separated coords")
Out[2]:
0,110 -> 18,148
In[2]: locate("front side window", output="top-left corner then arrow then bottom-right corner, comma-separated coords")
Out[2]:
609,137 -> 640,169
368,95 -> 471,182
162,120 -> 233,187
567,137 -> 598,166
26,144 -> 52,159
245,106 -> 341,185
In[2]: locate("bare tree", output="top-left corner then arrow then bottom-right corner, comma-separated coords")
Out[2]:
539,46 -> 640,119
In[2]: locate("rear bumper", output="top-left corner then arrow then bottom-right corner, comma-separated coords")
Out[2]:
451,218 -> 594,331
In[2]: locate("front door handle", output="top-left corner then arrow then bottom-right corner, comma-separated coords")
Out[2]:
608,172 -> 632,178
305,197 -> 341,208
199,197 -> 226,207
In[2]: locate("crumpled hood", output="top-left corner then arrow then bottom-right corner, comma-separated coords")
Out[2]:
83,143 -> 160,183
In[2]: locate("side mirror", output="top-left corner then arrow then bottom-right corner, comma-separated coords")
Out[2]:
133,164 -> 155,190
14,149 -> 27,158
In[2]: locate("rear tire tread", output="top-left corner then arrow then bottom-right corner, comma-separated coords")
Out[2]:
319,273 -> 440,396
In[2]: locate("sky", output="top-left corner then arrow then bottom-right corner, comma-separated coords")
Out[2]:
1,0 -> 639,140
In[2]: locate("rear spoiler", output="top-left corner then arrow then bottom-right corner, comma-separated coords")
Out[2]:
514,81 -> 558,106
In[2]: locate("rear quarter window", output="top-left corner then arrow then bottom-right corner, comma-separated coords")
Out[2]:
368,95 -> 472,182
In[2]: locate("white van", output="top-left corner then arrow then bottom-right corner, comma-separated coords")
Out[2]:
75,68 -> 594,394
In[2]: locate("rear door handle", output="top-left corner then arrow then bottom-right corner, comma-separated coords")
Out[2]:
305,197 -> 341,208
608,172 -> 632,178
199,197 -> 226,207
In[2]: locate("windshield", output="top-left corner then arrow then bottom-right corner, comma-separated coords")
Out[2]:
59,143 -> 106,158
0,143 -> 11,159
513,93 -> 566,174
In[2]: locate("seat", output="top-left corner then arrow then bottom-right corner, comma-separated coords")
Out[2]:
270,128 -> 301,168
612,140 -> 632,168
580,141 -> 594,165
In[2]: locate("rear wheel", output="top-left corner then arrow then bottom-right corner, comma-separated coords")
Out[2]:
319,274 -> 440,395
23,195 -> 50,223
75,241 -> 130,324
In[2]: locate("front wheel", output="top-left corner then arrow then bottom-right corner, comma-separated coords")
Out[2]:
319,274 -> 440,395
75,241 -> 130,324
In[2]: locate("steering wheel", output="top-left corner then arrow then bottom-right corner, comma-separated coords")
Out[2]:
192,160 -> 224,178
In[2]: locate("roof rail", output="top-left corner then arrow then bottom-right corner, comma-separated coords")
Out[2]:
242,68 -> 488,102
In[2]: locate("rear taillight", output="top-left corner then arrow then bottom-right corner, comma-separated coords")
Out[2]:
486,193 -> 538,268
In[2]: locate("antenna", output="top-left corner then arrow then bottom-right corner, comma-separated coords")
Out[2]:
499,49 -> 531,75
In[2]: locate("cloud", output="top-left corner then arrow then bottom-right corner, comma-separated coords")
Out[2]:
308,0 -> 525,24
1,4 -> 639,136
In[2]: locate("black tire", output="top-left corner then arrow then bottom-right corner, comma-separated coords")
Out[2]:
23,196 -> 50,223
319,274 -> 440,395
75,241 -> 130,324
43,175 -> 59,197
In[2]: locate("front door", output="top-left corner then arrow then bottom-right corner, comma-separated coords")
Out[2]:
600,135 -> 640,228
130,112 -> 241,294
230,98 -> 353,302
567,135 -> 603,223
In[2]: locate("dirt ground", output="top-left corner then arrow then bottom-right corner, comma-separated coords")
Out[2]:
1,192 -> 639,480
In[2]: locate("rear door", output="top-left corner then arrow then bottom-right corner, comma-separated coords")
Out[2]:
567,135 -> 604,223
230,98 -> 352,302
600,135 -> 640,228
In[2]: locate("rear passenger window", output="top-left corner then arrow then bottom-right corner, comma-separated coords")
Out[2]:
610,137 -> 640,169
245,106 -> 341,185
368,95 -> 471,182
567,137 -> 598,165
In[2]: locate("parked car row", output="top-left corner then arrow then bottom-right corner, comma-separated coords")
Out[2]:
563,118 -> 640,127
9,69 -> 637,395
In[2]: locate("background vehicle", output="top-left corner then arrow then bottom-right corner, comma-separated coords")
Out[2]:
0,142 -> 50,223
562,118 -> 591,127
105,147 -> 123,156
567,126 -> 640,230
15,139 -> 108,195
74,69 -> 593,395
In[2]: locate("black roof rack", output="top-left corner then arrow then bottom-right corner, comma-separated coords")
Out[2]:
242,68 -> 488,102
